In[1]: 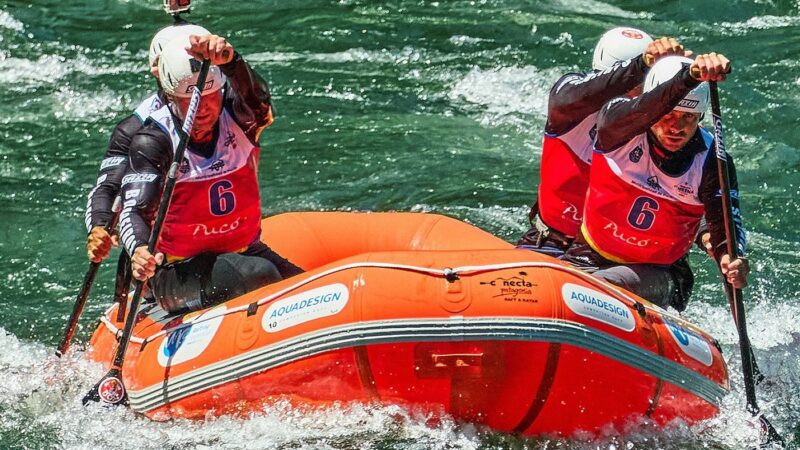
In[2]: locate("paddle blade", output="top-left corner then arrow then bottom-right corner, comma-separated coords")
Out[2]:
759,414 -> 786,448
82,368 -> 129,406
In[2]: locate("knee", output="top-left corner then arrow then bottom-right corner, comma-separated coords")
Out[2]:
593,267 -> 639,291
242,258 -> 282,290
216,254 -> 282,294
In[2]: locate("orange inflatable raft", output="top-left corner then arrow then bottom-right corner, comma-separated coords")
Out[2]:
87,212 -> 728,435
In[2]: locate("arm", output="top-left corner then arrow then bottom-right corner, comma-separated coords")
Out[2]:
85,115 -> 143,262
594,66 -> 701,151
85,115 -> 142,232
695,216 -> 714,257
219,52 -> 274,141
699,151 -> 749,288
546,56 -> 648,135
699,152 -> 747,261
118,126 -> 173,259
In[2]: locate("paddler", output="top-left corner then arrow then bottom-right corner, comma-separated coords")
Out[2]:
518,27 -> 692,257
84,21 -> 211,263
119,33 -> 303,313
563,54 -> 748,310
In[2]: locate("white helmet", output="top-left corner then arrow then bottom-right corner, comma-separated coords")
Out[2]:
644,56 -> 709,113
592,27 -> 653,71
158,36 -> 225,98
148,23 -> 210,68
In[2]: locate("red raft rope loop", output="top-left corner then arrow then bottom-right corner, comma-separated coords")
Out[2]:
87,212 -> 728,435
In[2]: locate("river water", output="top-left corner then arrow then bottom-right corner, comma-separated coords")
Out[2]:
1,1 -> 798,448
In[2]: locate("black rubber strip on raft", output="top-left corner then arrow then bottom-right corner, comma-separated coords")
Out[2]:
354,345 -> 379,399
513,342 -> 561,433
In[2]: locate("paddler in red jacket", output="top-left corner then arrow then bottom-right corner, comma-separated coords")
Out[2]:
563,54 -> 749,310
120,33 -> 303,314
85,22 -> 210,263
518,27 -> 691,257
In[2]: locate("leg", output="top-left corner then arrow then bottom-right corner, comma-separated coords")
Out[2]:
668,256 -> 694,312
204,252 -> 282,305
150,252 -> 216,313
150,251 -> 283,314
243,241 -> 305,278
592,264 -> 676,309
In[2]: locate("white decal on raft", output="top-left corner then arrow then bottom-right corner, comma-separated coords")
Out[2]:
262,283 -> 349,333
157,306 -> 226,367
664,318 -> 713,367
562,283 -> 635,332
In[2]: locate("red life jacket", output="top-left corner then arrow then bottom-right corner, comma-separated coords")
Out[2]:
581,129 -> 712,265
537,113 -> 597,237
149,106 -> 263,258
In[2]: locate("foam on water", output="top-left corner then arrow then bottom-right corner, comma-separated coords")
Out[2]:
0,320 -> 793,450
52,86 -> 129,121
720,15 -> 800,35
0,9 -> 23,32
0,328 -> 488,449
449,35 -> 486,46
447,65 -> 561,130
0,51 -> 141,92
547,0 -> 653,19
248,46 -> 433,66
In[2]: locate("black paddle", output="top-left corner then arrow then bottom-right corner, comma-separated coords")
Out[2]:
56,198 -> 122,358
83,59 -> 211,406
113,251 -> 132,323
709,81 -> 784,447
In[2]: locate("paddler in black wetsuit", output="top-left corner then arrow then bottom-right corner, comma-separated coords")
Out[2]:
85,22 -> 211,262
518,27 -> 694,258
563,54 -> 749,310
120,33 -> 302,314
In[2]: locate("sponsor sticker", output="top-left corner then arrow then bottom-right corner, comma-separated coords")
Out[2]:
262,283 -> 349,333
562,283 -> 635,332
121,173 -> 157,185
664,318 -> 713,366
98,376 -> 125,404
100,156 -> 125,170
628,145 -> 643,163
157,306 -> 226,367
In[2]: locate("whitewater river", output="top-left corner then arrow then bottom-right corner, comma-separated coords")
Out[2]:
1,1 -> 798,448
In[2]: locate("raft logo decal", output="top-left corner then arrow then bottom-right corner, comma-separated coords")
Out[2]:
480,272 -> 538,303
263,283 -> 349,333
562,283 -> 635,332
157,306 -> 226,367
664,318 -> 713,366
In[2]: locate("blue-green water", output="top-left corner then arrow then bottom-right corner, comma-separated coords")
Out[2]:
1,1 -> 798,448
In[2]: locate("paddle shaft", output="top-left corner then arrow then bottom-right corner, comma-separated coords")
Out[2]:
108,59 -> 211,371
114,251 -> 132,323
56,198 -> 122,357
55,262 -> 100,357
709,81 -> 760,409
710,82 -> 784,446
